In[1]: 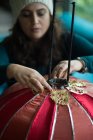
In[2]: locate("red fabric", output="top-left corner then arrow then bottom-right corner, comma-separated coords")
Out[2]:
69,77 -> 93,119
0,93 -> 47,140
53,106 -> 73,140
0,81 -> 93,140
48,103 -> 57,140
69,95 -> 93,140
0,89 -> 34,133
27,96 -> 55,140
0,88 -> 30,107
72,93 -> 93,119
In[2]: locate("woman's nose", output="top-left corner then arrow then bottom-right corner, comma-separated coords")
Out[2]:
31,14 -> 39,24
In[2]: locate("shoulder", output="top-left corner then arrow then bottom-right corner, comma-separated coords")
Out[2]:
60,32 -> 71,43
0,35 -> 12,53
59,32 -> 71,49
0,37 -> 11,65
60,32 -> 86,42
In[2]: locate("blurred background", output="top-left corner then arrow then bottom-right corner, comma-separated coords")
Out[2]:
56,0 -> 93,43
0,0 -> 93,42
57,0 -> 93,22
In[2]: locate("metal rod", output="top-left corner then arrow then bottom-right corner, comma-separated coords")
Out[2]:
48,0 -> 56,80
67,2 -> 76,82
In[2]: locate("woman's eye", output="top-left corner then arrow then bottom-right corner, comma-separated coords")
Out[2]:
21,12 -> 31,17
37,10 -> 46,16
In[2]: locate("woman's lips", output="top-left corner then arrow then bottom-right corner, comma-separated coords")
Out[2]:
31,28 -> 40,32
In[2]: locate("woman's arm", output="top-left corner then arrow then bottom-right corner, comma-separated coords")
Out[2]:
51,56 -> 93,79
7,64 -> 52,93
72,34 -> 93,73
51,33 -> 93,78
80,56 -> 93,73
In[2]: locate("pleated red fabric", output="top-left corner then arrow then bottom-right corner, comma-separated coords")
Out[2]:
0,80 -> 93,140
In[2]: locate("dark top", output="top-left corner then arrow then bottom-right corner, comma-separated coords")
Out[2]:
0,33 -> 93,86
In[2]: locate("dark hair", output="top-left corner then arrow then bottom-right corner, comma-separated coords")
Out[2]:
1,17 -> 66,69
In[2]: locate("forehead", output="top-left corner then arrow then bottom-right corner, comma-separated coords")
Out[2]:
22,3 -> 49,11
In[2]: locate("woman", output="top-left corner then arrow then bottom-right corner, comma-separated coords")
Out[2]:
0,0 -> 93,93
0,2 -> 93,139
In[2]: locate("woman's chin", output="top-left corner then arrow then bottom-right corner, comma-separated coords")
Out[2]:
30,35 -> 43,42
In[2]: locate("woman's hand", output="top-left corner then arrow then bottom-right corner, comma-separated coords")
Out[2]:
7,64 -> 52,93
52,60 -> 83,79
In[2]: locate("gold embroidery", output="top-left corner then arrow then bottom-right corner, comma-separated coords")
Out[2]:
50,89 -> 69,105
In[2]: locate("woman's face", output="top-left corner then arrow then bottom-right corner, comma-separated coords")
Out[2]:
19,3 -> 51,41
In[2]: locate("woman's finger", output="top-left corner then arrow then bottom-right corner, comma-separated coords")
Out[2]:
40,78 -> 52,92
29,83 -> 39,93
52,63 -> 68,78
52,70 -> 58,78
30,78 -> 45,92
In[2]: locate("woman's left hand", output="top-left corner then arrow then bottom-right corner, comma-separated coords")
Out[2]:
51,60 -> 83,79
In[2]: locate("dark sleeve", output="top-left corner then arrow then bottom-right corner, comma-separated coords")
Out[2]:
71,34 -> 93,72
0,65 -> 9,84
80,56 -> 93,73
71,34 -> 93,58
0,46 -> 9,85
63,33 -> 93,73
